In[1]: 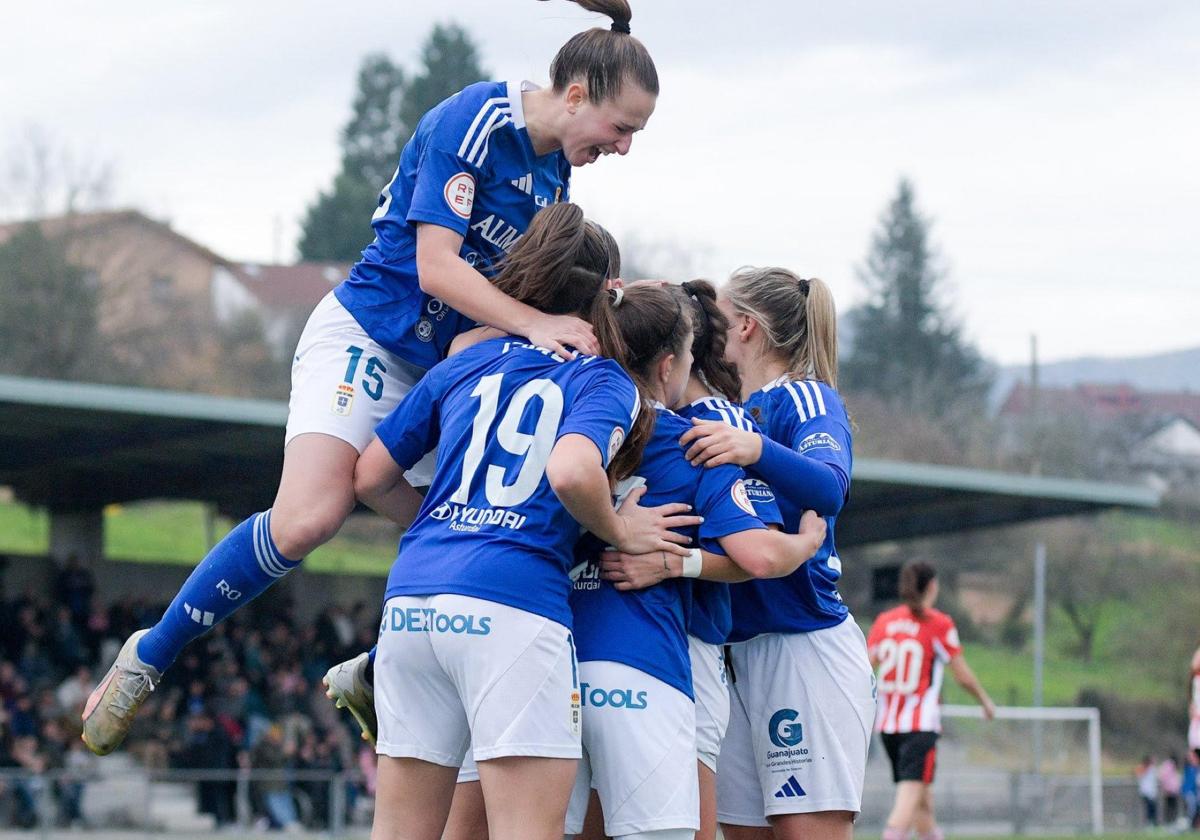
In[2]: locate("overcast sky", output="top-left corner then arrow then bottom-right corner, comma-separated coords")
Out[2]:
3,1 -> 1197,364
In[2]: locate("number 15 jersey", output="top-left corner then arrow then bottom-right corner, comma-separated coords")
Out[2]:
867,605 -> 963,734
376,336 -> 640,630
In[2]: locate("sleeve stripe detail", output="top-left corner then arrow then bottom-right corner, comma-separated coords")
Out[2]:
806,379 -> 828,415
700,397 -> 755,431
456,97 -> 512,163
471,114 -> 512,167
783,382 -> 810,422
797,380 -> 819,417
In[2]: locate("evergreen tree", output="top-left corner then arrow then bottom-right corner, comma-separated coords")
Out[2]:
399,25 -> 487,139
842,179 -> 992,418
298,26 -> 486,262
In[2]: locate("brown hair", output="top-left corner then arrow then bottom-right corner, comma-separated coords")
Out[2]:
898,561 -> 937,619
490,202 -> 654,479
671,279 -> 742,400
538,0 -> 659,101
723,267 -> 839,388
605,284 -> 691,477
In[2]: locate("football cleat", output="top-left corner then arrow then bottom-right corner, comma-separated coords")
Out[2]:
82,629 -> 161,756
323,651 -> 377,747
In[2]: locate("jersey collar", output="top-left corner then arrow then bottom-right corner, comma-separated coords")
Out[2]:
506,80 -> 538,131
760,375 -> 790,394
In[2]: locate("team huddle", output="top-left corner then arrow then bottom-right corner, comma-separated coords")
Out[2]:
78,2 -> 994,839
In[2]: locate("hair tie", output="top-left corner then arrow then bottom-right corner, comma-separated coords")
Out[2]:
610,20 -> 631,34
610,287 -> 624,307
798,277 -> 811,294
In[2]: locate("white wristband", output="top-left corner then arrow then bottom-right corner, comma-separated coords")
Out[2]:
681,548 -> 703,578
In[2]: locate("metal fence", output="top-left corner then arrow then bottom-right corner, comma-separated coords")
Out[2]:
0,767 -> 372,838
0,761 -> 1158,838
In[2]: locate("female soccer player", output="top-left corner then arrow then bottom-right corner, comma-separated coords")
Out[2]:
670,279 -> 764,840
354,220 -> 699,840
83,0 -> 660,755
867,561 -> 995,840
566,284 -> 828,840
664,267 -> 876,840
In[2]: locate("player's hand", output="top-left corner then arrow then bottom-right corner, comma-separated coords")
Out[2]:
599,548 -> 673,591
525,313 -> 597,359
796,510 -> 827,556
613,485 -> 701,557
981,697 -> 997,721
679,419 -> 762,467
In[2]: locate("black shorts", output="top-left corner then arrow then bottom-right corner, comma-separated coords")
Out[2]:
880,731 -> 939,784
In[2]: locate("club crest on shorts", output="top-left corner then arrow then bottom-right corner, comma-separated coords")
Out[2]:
415,317 -> 435,342
730,479 -> 756,515
444,172 -> 476,219
571,690 -> 581,735
332,383 -> 354,416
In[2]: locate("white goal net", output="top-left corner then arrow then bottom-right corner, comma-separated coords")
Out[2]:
857,705 -> 1104,835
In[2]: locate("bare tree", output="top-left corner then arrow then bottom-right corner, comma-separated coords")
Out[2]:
0,125 -> 115,219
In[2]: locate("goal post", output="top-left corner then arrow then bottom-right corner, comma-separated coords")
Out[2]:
941,704 -> 1103,835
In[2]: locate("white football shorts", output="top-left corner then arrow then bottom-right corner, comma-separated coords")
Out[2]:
717,616 -> 876,825
689,636 -> 730,772
375,594 -> 581,766
565,660 -> 699,838
286,291 -> 435,484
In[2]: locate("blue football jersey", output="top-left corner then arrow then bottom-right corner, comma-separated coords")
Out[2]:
378,337 -> 639,629
676,396 -> 782,645
571,406 -> 770,698
334,80 -> 572,370
729,377 -> 853,640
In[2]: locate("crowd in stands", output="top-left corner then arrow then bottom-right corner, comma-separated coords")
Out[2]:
0,555 -> 380,830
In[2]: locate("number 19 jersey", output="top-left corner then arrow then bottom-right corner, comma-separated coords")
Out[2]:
867,605 -> 963,734
376,337 -> 640,629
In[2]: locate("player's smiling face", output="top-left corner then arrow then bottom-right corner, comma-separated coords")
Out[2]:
562,81 -> 656,167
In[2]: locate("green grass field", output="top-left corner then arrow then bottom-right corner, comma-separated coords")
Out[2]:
0,497 -> 395,576
2,498 -> 1189,711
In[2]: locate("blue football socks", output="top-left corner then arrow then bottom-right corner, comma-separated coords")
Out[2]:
137,510 -> 300,672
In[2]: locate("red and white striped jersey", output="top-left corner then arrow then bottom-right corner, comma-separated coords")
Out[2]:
868,605 -> 962,734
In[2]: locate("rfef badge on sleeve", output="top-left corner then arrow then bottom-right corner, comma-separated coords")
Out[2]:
332,383 -> 355,416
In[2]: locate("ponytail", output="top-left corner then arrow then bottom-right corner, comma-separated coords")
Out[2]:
585,288 -> 648,481
675,279 -> 742,400
898,561 -> 937,619
724,267 -> 839,388
492,203 -> 610,317
538,0 -> 658,101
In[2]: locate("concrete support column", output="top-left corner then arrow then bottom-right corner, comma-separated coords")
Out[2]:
48,508 -> 104,565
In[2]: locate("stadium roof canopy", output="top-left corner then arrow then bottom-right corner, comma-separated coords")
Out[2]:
0,375 -> 1159,546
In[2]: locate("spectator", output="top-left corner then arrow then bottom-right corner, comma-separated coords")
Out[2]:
1182,750 -> 1198,830
1161,754 -> 1183,826
0,581 -> 374,829
250,723 -> 298,831
171,708 -> 237,828
55,665 -> 92,718
1137,755 -> 1160,827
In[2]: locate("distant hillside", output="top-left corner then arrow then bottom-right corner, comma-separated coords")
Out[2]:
992,345 -> 1200,405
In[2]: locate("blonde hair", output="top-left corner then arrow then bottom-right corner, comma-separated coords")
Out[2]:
723,267 -> 838,388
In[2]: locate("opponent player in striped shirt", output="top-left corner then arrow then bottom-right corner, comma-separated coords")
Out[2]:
867,561 -> 995,840
83,0 -> 660,756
